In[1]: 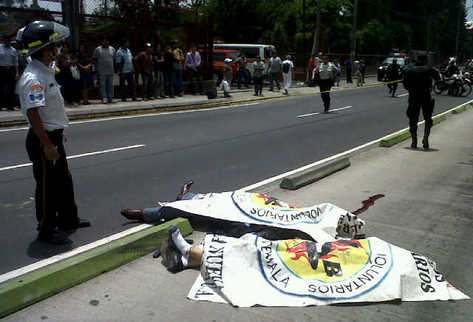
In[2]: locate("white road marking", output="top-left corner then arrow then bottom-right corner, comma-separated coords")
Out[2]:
0,144 -> 145,172
297,105 -> 352,118
0,103 -> 260,133
297,112 -> 320,118
397,93 -> 409,97
331,105 -> 352,112
0,98 -> 471,284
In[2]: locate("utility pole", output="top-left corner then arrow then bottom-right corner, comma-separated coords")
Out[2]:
311,0 -> 321,56
62,0 -> 80,51
351,0 -> 359,59
426,14 -> 431,53
303,0 -> 307,71
455,0 -> 464,58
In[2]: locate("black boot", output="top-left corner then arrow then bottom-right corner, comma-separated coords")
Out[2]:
410,130 -> 418,149
423,123 -> 431,150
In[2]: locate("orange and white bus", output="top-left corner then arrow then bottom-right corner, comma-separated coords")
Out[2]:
213,43 -> 276,76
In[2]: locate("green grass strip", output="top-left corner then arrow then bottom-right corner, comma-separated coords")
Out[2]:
0,218 -> 192,318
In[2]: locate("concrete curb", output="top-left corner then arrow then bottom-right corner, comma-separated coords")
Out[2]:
280,157 -> 350,190
379,129 -> 411,148
0,218 -> 192,318
379,101 -> 473,148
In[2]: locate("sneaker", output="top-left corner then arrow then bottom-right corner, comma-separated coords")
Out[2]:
102,99 -> 107,104
160,238 -> 184,273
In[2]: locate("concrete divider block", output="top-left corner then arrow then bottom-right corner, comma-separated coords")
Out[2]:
379,130 -> 411,148
280,158 -> 350,190
0,218 -> 192,318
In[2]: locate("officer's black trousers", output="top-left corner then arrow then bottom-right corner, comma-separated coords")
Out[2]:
319,79 -> 332,111
26,129 -> 79,234
406,94 -> 434,138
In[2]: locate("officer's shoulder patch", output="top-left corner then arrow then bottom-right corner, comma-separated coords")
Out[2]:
27,82 -> 45,105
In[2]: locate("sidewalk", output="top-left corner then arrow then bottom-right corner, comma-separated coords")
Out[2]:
3,103 -> 472,320
0,78 -> 379,126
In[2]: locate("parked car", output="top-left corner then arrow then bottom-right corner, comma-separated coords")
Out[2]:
377,57 -> 407,81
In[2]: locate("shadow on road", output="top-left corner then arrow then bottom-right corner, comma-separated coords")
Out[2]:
27,239 -> 74,260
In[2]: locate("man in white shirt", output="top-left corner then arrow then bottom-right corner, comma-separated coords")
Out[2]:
268,52 -> 282,91
17,21 -> 90,245
281,55 -> 294,95
313,56 -> 337,113
93,38 -> 116,103
0,36 -> 19,110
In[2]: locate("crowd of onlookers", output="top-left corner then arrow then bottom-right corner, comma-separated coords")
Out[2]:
1,33 -> 372,112
0,36 -> 207,110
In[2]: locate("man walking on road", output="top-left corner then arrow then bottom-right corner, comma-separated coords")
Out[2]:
402,54 -> 440,150
386,58 -> 401,97
16,21 -> 90,245
314,56 -> 337,113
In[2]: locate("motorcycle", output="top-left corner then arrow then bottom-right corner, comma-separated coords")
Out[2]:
434,72 -> 472,97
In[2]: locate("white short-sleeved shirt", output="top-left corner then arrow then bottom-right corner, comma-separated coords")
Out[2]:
17,59 -> 68,131
0,44 -> 19,67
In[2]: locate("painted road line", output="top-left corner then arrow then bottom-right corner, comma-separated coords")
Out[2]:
0,103 -> 260,133
297,105 -> 352,118
331,105 -> 352,112
397,93 -> 409,97
1,99 -> 471,286
0,144 -> 146,172
297,112 -> 320,118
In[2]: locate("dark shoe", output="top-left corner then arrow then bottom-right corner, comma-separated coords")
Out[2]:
422,138 -> 429,150
121,98 -> 127,102
170,95 -> 176,98
121,209 -> 144,221
160,238 -> 184,273
254,93 -> 258,96
60,218 -> 91,230
38,230 -> 71,245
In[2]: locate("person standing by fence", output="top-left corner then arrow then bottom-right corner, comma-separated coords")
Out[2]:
153,44 -> 166,98
184,45 -> 204,95
93,38 -> 116,104
135,43 -> 154,101
0,36 -> 19,110
253,56 -> 265,97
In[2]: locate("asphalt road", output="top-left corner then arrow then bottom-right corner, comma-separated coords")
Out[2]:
0,86 -> 470,274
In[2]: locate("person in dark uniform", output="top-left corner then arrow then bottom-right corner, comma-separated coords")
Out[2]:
402,55 -> 440,150
16,21 -> 90,245
386,59 -> 401,97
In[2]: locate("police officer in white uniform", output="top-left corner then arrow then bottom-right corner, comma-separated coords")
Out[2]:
17,21 -> 90,244
313,55 -> 337,113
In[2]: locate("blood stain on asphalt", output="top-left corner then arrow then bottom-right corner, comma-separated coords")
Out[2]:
352,194 -> 385,215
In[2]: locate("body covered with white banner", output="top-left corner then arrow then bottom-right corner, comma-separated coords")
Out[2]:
161,191 -> 468,306
164,191 -> 365,242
